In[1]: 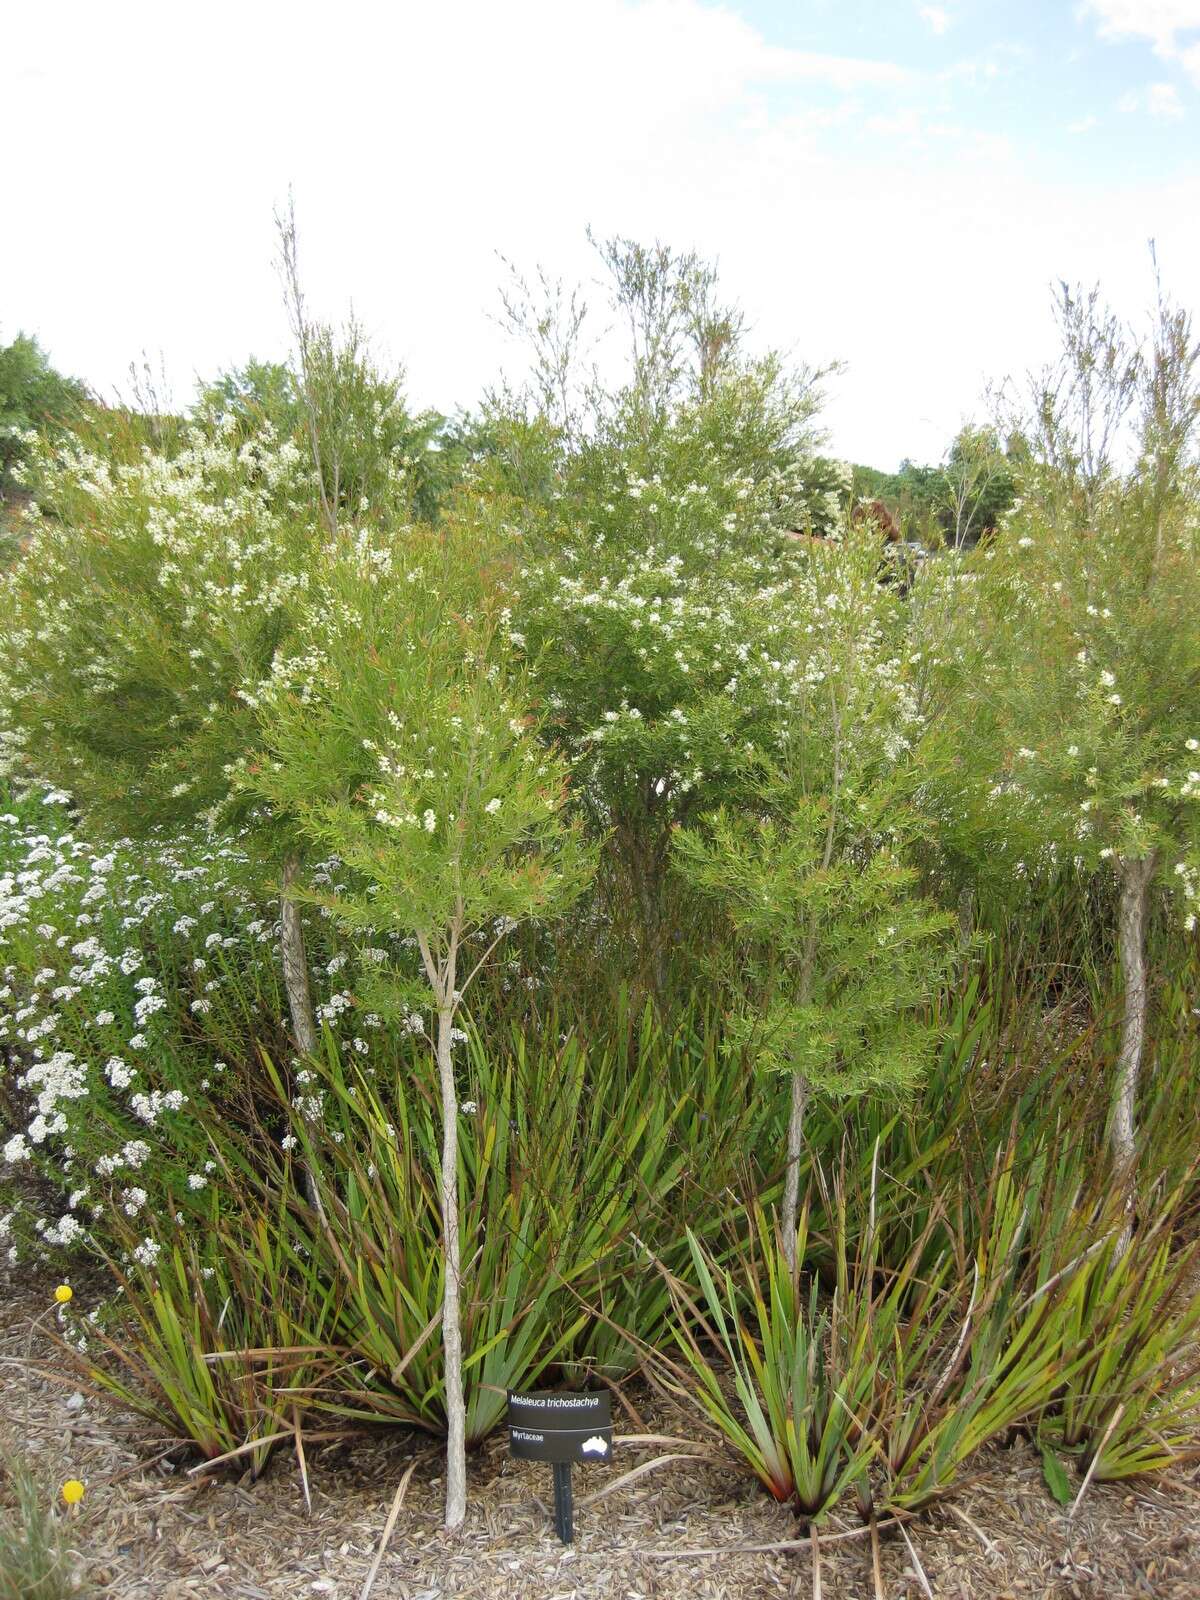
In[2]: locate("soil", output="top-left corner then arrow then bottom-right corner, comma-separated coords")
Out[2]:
3,1266 -> 1199,1600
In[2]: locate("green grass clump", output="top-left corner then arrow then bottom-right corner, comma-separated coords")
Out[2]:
0,1461 -> 87,1600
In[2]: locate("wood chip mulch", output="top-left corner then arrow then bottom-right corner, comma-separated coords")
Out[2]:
3,1267 -> 1198,1599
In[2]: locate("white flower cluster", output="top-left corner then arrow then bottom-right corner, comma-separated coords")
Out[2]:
1,795 -> 430,1265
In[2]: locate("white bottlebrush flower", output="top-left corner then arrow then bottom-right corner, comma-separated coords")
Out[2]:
3,1132 -> 31,1164
132,1237 -> 161,1268
104,1057 -> 135,1090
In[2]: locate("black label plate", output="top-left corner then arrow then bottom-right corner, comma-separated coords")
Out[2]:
507,1390 -> 613,1464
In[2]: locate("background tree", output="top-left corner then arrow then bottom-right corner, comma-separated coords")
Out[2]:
0,333 -> 89,565
0,333 -> 88,489
276,201 -> 455,527
495,233 -> 839,989
969,279 -> 1200,1203
941,423 -> 1017,549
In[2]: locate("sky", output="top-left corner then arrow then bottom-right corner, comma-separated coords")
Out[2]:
4,0 -> 1199,469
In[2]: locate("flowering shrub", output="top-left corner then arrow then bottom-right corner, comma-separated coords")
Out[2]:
959,288 -> 1200,1177
0,784 -> 411,1266
0,416 -> 321,835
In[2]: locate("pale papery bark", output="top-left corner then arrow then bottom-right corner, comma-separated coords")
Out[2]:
437,999 -> 467,1529
1112,853 -> 1156,1252
780,689 -> 842,1270
279,854 -> 329,1222
781,1071 -> 809,1273
280,854 -> 319,1058
417,927 -> 468,1532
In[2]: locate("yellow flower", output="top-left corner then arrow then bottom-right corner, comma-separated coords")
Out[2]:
61,1479 -> 85,1506
54,1284 -> 73,1304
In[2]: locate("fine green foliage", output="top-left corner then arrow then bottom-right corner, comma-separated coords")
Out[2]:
0,333 -> 88,493
0,1459 -> 87,1600
675,784 -> 956,1097
240,510 -> 593,962
0,418 -> 318,834
673,506 -> 958,1249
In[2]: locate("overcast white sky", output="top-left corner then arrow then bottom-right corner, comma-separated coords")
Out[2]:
4,0 -> 1199,468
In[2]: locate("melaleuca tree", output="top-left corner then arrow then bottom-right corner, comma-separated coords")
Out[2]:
241,510 -> 592,1529
277,204 -> 453,527
194,356 -> 303,442
968,281 -> 1200,1194
497,234 -> 843,985
0,332 -> 88,494
0,414 -> 332,1063
672,509 -> 957,1263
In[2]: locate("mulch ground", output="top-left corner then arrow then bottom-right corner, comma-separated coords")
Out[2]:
3,1266 -> 1199,1599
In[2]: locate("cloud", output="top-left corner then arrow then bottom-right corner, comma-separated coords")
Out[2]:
1148,80 -> 1187,115
1119,81 -> 1186,116
1082,1 -> 1200,54
2,0 -> 1198,472
919,5 -> 951,34
1082,1 -> 1200,83
1068,114 -> 1099,133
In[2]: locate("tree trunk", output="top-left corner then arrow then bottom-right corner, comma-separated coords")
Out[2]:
437,1003 -> 468,1530
1112,853 -> 1155,1246
280,854 -> 318,1056
279,855 -> 329,1220
781,1072 -> 809,1272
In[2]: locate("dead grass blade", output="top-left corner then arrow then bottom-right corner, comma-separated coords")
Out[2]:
358,1456 -> 420,1600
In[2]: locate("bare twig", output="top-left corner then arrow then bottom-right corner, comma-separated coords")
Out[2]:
898,1519 -> 935,1599
870,1513 -> 885,1599
293,1408 -> 311,1518
643,1510 -> 917,1560
185,1429 -> 354,1476
359,1456 -> 420,1600
951,1503 -> 999,1556
1070,1404 -> 1126,1519
576,1452 -> 710,1508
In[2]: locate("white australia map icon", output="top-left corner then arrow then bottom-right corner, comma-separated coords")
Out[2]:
581,1436 -> 609,1457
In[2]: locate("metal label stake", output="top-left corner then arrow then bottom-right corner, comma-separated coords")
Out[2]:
552,1460 -> 573,1543
507,1389 -> 613,1546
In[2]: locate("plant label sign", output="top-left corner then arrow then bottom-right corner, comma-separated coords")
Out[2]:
507,1390 -> 613,1544
506,1389 -> 613,1464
